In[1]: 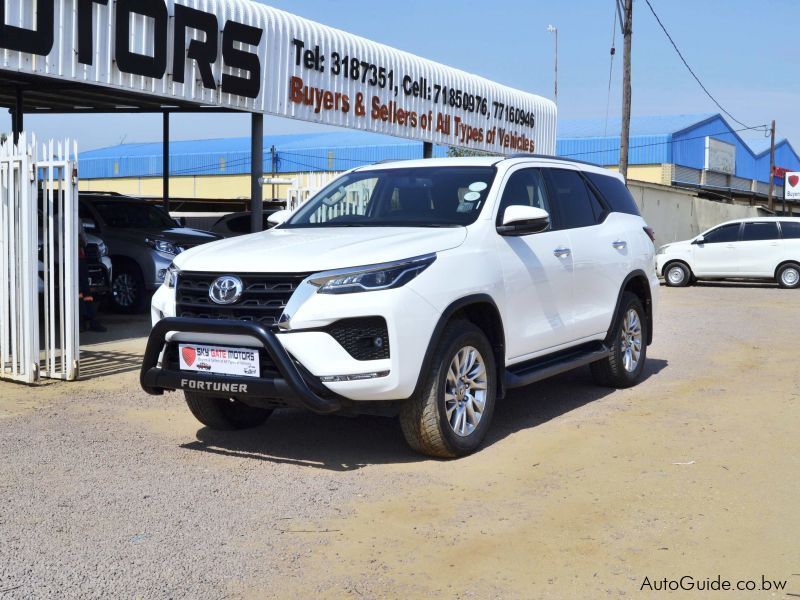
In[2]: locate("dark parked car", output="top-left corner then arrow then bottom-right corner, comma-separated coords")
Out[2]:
209,209 -> 282,238
79,193 -> 221,313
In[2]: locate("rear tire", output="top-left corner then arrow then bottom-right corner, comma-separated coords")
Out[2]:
184,392 -> 273,430
399,321 -> 496,458
776,263 -> 800,289
591,292 -> 648,388
664,262 -> 691,287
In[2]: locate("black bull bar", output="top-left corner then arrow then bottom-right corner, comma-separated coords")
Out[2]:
140,317 -> 341,414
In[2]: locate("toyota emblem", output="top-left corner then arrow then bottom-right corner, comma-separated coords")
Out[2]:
209,275 -> 244,305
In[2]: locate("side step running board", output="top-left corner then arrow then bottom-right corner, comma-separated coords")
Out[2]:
505,345 -> 612,389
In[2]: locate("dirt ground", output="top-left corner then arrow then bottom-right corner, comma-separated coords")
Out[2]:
1,285 -> 798,599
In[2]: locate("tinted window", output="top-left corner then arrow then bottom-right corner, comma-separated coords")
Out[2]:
286,167 -> 495,228
780,221 -> 800,239
584,172 -> 641,216
742,222 -> 779,242
496,169 -> 551,226
702,224 -> 740,244
547,169 -> 597,229
92,202 -> 176,229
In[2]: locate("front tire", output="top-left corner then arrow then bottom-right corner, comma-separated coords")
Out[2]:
184,392 -> 273,430
591,292 -> 648,388
111,262 -> 147,313
399,321 -> 497,458
776,263 -> 800,289
664,262 -> 691,287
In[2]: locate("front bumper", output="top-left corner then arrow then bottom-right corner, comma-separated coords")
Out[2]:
140,317 -> 341,414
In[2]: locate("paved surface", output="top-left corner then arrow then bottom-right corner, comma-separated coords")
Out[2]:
1,285 -> 799,599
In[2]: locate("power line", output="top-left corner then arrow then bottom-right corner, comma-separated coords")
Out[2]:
561,125 -> 768,159
643,0 -> 766,133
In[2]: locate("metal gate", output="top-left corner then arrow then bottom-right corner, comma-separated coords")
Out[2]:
0,134 -> 80,383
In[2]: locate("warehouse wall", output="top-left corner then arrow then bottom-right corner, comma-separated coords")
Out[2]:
79,171 -> 339,200
628,180 -> 760,247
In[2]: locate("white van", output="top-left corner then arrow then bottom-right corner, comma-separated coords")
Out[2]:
656,217 -> 800,288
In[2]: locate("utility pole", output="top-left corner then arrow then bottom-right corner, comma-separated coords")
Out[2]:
619,0 -> 633,181
767,120 -> 776,212
547,25 -> 558,105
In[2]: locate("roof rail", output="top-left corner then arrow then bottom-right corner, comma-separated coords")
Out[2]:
504,153 -> 601,168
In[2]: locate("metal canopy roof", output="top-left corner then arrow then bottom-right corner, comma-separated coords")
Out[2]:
0,71 -> 233,114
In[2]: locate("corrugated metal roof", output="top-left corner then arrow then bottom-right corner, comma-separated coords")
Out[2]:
80,131 -> 448,179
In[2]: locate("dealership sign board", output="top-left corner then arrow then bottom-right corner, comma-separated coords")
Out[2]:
704,137 -> 736,175
0,0 -> 556,154
785,172 -> 800,202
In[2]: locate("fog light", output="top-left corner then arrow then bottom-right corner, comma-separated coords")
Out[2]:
319,371 -> 390,383
157,268 -> 167,281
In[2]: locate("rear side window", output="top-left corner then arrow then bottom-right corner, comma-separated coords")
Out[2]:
584,172 -> 641,216
742,222 -> 779,242
546,169 -> 598,229
703,224 -> 740,244
780,221 -> 800,239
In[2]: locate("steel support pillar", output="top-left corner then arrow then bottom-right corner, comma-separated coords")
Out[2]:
251,113 -> 264,232
163,111 -> 170,213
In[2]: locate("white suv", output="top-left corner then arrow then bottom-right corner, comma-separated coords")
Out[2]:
657,218 -> 800,289
141,157 -> 659,457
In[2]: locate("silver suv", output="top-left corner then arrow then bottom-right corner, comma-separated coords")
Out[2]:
79,193 -> 221,313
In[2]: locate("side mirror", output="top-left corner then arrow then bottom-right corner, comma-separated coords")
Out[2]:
497,205 -> 550,236
692,235 -> 705,245
267,209 -> 291,227
81,217 -> 97,232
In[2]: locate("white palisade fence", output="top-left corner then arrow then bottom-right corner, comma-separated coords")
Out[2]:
0,134 -> 80,383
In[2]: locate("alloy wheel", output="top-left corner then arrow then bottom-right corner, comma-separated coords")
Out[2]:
113,273 -> 137,307
444,346 -> 488,437
620,308 -> 643,373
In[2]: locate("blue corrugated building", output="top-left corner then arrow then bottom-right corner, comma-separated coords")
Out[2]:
79,113 -> 800,202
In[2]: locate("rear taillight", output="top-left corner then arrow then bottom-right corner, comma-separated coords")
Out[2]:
643,226 -> 656,243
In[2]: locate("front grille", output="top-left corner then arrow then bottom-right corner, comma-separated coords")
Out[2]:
325,317 -> 390,361
176,272 -> 308,328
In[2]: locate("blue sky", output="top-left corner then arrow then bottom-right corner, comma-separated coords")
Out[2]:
2,0 -> 795,150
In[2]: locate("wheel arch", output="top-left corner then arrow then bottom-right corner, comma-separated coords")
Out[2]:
607,271 -> 654,346
412,294 -> 507,400
774,260 -> 800,278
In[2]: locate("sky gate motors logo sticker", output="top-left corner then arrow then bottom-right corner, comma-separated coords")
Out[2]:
0,0 -> 263,98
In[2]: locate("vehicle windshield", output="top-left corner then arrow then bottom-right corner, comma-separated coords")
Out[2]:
283,166 -> 496,228
92,202 -> 177,229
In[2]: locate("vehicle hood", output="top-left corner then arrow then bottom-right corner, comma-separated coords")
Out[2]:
174,226 -> 468,273
659,240 -> 692,253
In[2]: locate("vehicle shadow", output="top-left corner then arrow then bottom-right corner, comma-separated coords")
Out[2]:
181,358 -> 669,471
691,281 -> 779,289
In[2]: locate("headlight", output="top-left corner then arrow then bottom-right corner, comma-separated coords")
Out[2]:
147,238 -> 181,255
97,241 -> 108,257
309,254 -> 436,294
164,264 -> 180,288
656,246 -> 667,255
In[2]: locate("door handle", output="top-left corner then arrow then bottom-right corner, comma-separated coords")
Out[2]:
553,247 -> 571,258
612,240 -> 627,250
